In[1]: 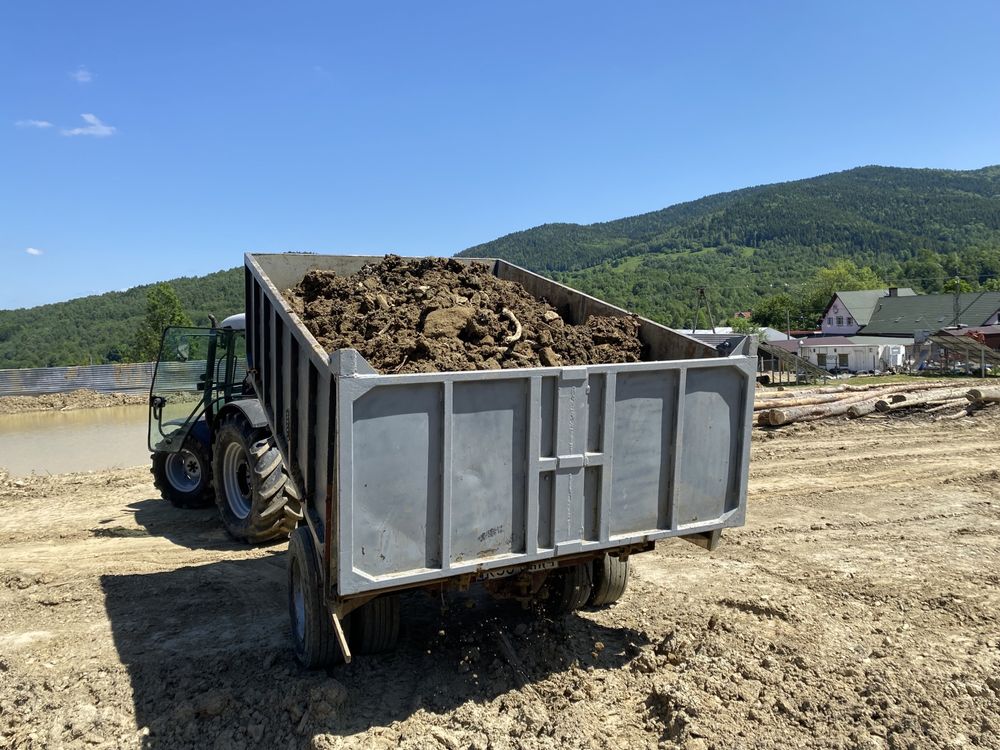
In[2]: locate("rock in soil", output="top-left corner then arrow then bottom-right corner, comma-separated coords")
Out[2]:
284,255 -> 643,374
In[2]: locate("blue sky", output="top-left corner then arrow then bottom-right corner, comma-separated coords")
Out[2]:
3,1 -> 999,309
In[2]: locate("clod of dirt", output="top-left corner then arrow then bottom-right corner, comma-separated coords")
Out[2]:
284,255 -> 644,374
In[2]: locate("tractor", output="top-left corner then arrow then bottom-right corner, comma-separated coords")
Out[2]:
147,314 -> 301,543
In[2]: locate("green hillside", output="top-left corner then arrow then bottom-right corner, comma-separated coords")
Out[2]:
0,268 -> 243,369
7,164 -> 1000,369
459,165 -> 1000,327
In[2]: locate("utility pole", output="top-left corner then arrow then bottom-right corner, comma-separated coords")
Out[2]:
952,278 -> 962,327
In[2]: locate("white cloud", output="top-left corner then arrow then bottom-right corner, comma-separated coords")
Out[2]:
70,67 -> 92,83
16,119 -> 53,129
25,248 -> 44,256
61,113 -> 116,137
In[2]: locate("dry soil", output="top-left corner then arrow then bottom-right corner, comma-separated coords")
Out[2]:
1,415 -> 999,749
284,256 -> 643,374
0,390 -> 146,416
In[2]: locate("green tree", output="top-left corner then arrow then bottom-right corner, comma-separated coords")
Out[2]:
943,276 -> 973,294
751,293 -> 803,329
803,259 -> 883,314
132,284 -> 193,361
729,316 -> 763,335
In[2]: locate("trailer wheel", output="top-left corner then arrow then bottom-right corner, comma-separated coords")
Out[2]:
151,437 -> 214,508
213,412 -> 300,544
589,554 -> 630,607
288,527 -> 345,668
546,562 -> 593,615
351,595 -> 400,654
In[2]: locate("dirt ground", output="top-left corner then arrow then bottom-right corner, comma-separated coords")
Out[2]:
285,256 -> 642,374
1,415 -> 999,750
0,390 -> 146,416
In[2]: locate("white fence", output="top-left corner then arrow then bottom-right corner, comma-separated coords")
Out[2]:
0,362 -> 163,397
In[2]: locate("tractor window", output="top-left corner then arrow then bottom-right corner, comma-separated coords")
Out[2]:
211,329 -> 250,407
148,327 -> 214,453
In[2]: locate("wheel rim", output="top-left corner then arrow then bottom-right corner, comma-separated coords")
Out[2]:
164,448 -> 202,493
291,558 -> 306,644
222,441 -> 253,520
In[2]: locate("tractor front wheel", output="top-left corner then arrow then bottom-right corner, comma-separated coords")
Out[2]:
151,437 -> 214,508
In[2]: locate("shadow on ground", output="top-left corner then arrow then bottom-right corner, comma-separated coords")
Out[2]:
102,555 -> 646,749
116,497 -> 281,552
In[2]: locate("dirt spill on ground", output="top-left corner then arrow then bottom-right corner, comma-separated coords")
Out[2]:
284,256 -> 643,374
1,415 -> 999,749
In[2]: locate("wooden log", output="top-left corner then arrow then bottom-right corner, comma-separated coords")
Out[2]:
875,388 -> 974,413
754,382 -> 959,411
754,392 -> 866,410
846,399 -> 881,418
761,381 -> 994,424
966,387 -> 1000,403
767,390 -> 888,426
937,401 -> 996,420
924,398 -> 970,415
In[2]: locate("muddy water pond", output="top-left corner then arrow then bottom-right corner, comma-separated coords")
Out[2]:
0,405 -> 151,476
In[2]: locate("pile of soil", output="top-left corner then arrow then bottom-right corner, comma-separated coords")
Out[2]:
0,389 -> 146,415
284,256 -> 643,374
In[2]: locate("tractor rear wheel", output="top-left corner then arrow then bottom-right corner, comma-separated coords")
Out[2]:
213,411 -> 301,544
151,437 -> 214,508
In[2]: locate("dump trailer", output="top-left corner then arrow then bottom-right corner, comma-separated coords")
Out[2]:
245,253 -> 756,666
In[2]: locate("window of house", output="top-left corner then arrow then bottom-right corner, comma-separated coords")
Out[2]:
836,316 -> 844,326
817,353 -> 828,367
847,317 -> 853,325
827,317 -> 833,325
838,353 -> 849,368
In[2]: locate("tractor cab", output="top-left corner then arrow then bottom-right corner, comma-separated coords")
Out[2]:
147,316 -> 248,456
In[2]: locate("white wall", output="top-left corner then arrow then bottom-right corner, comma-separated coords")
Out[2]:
802,345 -> 881,372
819,295 -> 863,336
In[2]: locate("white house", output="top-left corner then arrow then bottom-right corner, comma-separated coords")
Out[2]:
820,288 -> 916,336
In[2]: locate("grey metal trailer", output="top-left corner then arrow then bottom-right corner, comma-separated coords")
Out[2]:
244,253 -> 755,666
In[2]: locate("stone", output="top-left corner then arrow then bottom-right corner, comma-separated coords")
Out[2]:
539,347 -> 562,367
422,306 -> 475,338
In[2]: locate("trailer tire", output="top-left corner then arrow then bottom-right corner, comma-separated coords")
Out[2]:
351,595 -> 400,654
213,412 -> 300,544
546,562 -> 593,615
151,437 -> 214,509
589,554 -> 630,607
288,527 -> 344,668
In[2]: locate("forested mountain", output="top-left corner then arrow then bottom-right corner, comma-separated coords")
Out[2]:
6,165 -> 1000,368
0,269 -> 243,368
459,165 -> 1000,327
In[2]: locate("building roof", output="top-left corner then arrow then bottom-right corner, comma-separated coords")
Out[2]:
779,335 -> 915,349
691,326 -> 790,342
847,335 -> 914,347
796,336 -> 855,347
860,292 -> 1000,336
824,288 -> 917,325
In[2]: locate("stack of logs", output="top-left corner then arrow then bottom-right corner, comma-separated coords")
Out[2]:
755,382 -> 1000,427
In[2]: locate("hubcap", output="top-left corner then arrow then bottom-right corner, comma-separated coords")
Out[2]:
164,448 -> 202,493
222,442 -> 253,520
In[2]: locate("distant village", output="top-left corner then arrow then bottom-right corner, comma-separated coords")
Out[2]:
692,287 -> 1000,381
